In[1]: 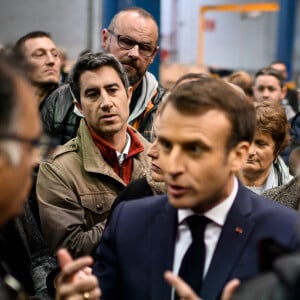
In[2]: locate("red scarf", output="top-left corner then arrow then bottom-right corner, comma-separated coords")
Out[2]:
88,125 -> 144,184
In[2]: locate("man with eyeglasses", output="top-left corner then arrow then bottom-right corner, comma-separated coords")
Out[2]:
41,6 -> 166,144
102,7 -> 166,141
0,58 -> 101,300
13,31 -> 61,110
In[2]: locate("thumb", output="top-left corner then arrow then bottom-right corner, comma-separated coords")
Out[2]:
221,278 -> 240,300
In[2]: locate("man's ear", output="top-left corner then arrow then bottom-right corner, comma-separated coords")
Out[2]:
281,85 -> 287,99
150,46 -> 159,64
228,141 -> 250,173
101,29 -> 109,49
73,99 -> 83,115
127,86 -> 133,105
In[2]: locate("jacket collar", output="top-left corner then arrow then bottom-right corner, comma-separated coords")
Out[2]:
200,182 -> 255,300
77,119 -> 147,182
149,197 -> 178,300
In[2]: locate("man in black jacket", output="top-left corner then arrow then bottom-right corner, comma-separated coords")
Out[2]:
270,60 -> 299,114
41,6 -> 167,144
13,31 -> 61,111
0,56 -> 100,300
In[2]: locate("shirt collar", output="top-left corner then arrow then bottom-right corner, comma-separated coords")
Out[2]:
178,176 -> 238,226
116,132 -> 131,165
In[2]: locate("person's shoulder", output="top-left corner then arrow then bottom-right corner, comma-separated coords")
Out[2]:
239,184 -> 298,218
43,138 -> 79,164
262,176 -> 300,210
108,195 -> 169,230
128,125 -> 151,149
251,191 -> 299,221
145,71 -> 168,103
287,86 -> 298,96
117,194 -> 168,214
43,83 -> 73,105
117,177 -> 152,198
153,83 -> 168,105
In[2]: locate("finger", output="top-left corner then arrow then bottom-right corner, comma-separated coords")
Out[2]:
57,277 -> 101,300
221,278 -> 240,300
83,266 -> 92,275
58,257 -> 94,284
84,287 -> 102,300
164,271 -> 202,300
62,257 -> 93,278
57,248 -> 73,268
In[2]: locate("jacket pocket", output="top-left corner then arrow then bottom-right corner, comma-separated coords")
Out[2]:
80,192 -> 114,216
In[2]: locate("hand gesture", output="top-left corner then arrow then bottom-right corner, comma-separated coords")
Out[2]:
55,248 -> 101,300
164,271 -> 240,300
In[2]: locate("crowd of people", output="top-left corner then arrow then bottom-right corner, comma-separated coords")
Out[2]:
1,5 -> 300,300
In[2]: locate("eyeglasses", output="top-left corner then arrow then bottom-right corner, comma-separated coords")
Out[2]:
0,133 -> 58,159
108,29 -> 157,57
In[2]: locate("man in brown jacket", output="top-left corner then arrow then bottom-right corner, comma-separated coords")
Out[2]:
37,52 -> 150,258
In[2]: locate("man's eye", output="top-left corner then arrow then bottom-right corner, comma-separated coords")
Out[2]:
33,52 -> 44,57
255,141 -> 267,147
108,88 -> 118,94
186,144 -> 202,154
120,37 -> 135,47
87,92 -> 98,99
159,139 -> 172,152
52,51 -> 59,58
139,44 -> 152,52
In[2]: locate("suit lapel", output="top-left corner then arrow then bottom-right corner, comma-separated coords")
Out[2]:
201,184 -> 255,300
150,197 -> 178,300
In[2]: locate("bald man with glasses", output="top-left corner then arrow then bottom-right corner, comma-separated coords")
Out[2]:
41,6 -> 167,144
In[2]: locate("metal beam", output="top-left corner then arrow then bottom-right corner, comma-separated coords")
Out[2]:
200,3 -> 279,13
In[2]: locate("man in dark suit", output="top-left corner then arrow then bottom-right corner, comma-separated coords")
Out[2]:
93,78 -> 300,300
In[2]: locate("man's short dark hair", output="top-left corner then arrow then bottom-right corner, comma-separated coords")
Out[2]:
270,60 -> 287,67
13,31 -> 52,62
69,52 -> 130,102
172,72 -> 208,90
254,67 -> 285,88
162,78 -> 256,152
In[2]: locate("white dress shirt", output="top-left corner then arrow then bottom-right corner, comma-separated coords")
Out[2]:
172,177 -> 238,278
116,132 -> 131,165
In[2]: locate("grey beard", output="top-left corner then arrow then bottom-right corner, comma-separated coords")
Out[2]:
128,72 -> 142,85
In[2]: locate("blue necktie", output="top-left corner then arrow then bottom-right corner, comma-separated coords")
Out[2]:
175,215 -> 209,299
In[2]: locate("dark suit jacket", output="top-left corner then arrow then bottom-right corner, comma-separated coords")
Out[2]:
286,88 -> 299,113
93,183 -> 300,300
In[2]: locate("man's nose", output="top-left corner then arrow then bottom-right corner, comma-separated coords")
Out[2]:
128,44 -> 140,58
248,144 -> 257,157
262,90 -> 270,98
45,52 -> 56,64
164,149 -> 184,176
100,93 -> 113,109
